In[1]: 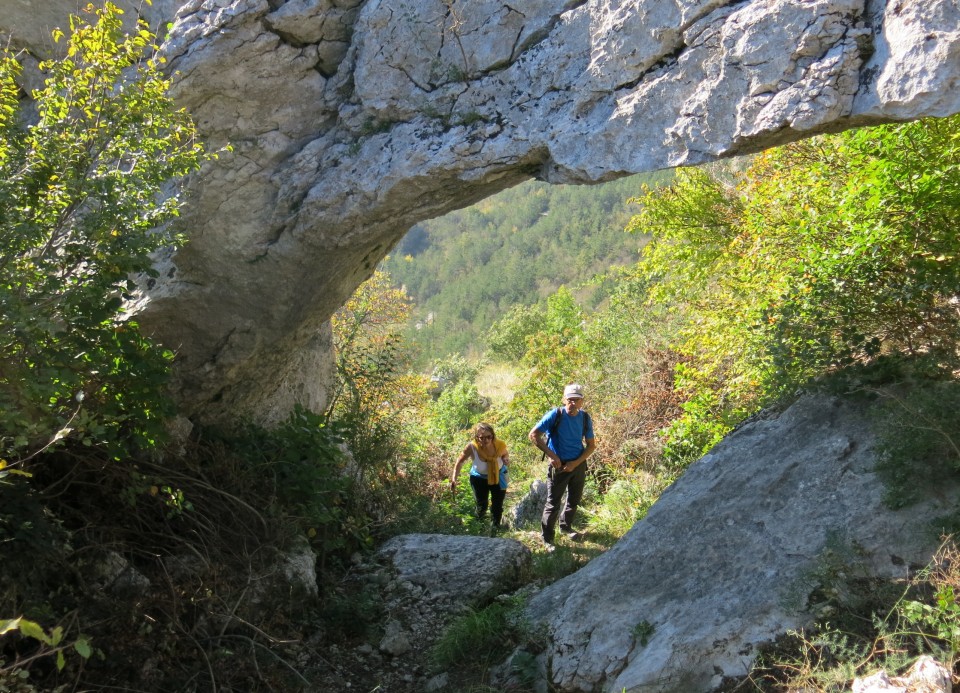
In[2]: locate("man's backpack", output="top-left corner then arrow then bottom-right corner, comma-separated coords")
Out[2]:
543,407 -> 592,460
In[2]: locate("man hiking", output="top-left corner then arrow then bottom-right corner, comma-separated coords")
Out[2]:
529,383 -> 596,551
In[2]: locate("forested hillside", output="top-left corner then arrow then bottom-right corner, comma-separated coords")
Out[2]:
381,172 -> 671,362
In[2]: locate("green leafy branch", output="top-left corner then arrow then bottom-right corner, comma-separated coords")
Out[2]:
0,2 -> 221,464
0,616 -> 92,675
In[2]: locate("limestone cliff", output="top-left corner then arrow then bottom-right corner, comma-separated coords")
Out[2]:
4,0 -> 960,422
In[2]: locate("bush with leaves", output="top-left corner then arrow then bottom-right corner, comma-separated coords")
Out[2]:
496,287 -> 589,443
0,2 -> 214,465
869,377 -> 960,510
199,406 -> 359,574
745,538 -> 960,692
0,616 -> 92,682
429,353 -> 483,393
326,269 -> 461,534
486,304 -> 546,362
428,379 -> 488,446
630,115 -> 960,466
327,269 -> 422,465
586,476 -> 663,536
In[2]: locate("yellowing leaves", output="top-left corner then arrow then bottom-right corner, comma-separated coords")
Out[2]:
0,459 -> 32,478
329,269 -> 419,428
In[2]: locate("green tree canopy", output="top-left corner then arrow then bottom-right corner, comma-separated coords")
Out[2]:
382,172 -> 670,363
630,115 -> 960,462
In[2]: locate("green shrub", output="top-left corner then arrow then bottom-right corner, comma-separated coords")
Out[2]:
587,477 -> 660,536
429,380 -> 488,445
745,538 -> 960,691
871,380 -> 960,509
199,406 -> 358,573
0,2 -> 214,464
630,115 -> 960,469
430,353 -> 483,387
320,582 -> 383,639
486,305 -> 545,362
0,617 -> 92,683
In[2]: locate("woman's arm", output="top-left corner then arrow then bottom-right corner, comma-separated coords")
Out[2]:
450,444 -> 472,489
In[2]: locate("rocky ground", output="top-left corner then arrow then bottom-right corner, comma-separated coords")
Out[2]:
301,528 -> 596,693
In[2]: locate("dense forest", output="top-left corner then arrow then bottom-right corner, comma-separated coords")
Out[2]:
381,171 -> 671,362
4,6 -> 960,693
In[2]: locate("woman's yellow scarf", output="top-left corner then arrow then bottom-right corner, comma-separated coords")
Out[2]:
474,438 -> 507,485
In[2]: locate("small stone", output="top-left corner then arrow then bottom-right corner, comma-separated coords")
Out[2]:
425,673 -> 449,692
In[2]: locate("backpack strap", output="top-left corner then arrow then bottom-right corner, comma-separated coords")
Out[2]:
553,408 -> 590,439
547,407 -> 564,444
541,407 -> 562,461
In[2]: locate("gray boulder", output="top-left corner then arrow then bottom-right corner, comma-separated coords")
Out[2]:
373,533 -> 531,660
520,393 -> 957,692
511,479 -> 548,530
376,533 -> 531,606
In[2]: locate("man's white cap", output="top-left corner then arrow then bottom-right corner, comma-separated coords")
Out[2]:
563,383 -> 585,399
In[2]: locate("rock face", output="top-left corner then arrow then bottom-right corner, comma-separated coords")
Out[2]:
520,393 -> 957,692
374,533 -> 531,659
5,1 -> 960,421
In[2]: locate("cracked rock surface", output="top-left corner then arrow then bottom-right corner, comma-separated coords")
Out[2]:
4,0 -> 960,421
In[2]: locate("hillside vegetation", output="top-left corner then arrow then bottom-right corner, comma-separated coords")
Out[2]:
381,171 -> 671,362
4,6 -> 960,692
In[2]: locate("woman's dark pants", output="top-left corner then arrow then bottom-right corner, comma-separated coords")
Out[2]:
469,475 -> 506,526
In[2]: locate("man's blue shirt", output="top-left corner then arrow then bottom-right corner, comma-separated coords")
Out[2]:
536,408 -> 594,462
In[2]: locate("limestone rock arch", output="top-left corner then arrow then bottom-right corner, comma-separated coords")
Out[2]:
6,0 -> 960,422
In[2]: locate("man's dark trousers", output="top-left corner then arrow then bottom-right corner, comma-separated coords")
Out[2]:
541,463 -> 587,542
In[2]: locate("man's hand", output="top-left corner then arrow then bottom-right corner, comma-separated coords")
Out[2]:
561,460 -> 581,473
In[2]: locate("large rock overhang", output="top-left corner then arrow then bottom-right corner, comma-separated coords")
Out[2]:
7,0 -> 960,423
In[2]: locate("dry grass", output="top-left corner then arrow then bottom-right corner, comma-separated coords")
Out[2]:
476,363 -> 519,405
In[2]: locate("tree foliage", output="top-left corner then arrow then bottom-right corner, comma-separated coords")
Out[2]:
485,304 -> 544,362
381,172 -> 671,362
0,2 -> 213,464
327,270 -> 436,503
327,269 -> 417,429
630,115 -> 960,463
491,286 -> 591,445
